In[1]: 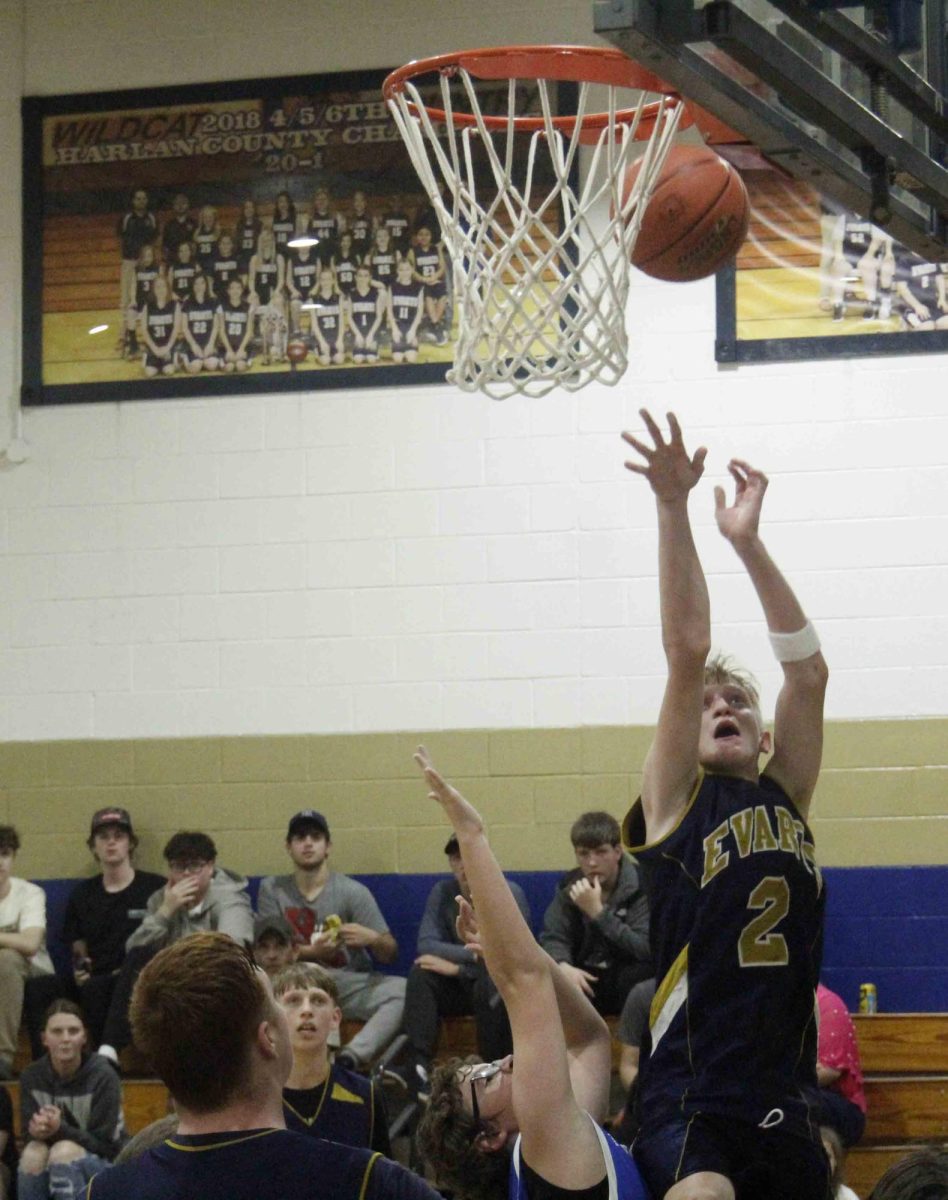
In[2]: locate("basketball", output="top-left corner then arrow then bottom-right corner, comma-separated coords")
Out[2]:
286,339 -> 308,363
623,144 -> 750,282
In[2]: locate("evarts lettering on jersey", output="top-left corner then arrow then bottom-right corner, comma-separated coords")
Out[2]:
700,802 -> 822,893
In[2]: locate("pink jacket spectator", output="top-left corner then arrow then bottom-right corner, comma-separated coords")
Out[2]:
818,983 -> 867,1113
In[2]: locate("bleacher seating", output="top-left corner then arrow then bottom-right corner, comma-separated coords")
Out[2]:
845,1013 -> 948,1197
737,171 -> 822,271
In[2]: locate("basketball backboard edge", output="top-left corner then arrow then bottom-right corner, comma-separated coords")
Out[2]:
593,0 -> 948,262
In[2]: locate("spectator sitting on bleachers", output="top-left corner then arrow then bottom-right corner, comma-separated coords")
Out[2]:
18,999 -> 124,1200
257,810 -> 406,1071
0,825 -> 54,1080
97,831 -> 253,1068
24,807 -> 165,1058
539,812 -> 651,1016
396,833 -> 528,1100
810,982 -> 867,1147
253,914 -> 300,979
273,962 -> 391,1155
868,1147 -> 948,1200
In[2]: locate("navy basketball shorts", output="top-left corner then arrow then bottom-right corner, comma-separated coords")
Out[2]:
634,1112 -> 831,1200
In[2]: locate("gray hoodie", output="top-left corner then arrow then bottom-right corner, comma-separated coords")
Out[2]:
19,1051 -> 126,1159
125,867 -> 253,950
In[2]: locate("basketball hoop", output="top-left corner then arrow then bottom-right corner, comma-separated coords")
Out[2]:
383,45 -> 691,399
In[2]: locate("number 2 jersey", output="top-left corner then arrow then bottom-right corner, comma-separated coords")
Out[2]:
622,769 -> 825,1134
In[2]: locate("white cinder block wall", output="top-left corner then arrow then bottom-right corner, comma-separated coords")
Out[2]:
1,0 -> 945,742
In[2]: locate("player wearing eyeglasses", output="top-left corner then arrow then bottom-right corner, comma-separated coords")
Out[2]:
413,748 -> 648,1200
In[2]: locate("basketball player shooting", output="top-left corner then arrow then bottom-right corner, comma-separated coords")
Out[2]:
620,412 -> 830,1200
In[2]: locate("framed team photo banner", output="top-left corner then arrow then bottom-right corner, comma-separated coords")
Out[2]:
21,69 -> 571,406
714,166 -> 948,364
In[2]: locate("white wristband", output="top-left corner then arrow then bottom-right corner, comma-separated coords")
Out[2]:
769,622 -> 821,663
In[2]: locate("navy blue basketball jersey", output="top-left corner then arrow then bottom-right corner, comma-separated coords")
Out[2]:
412,246 -> 442,281
623,769 -> 824,1134
895,249 -> 941,301
368,249 -> 397,289
382,210 -> 411,255
219,301 -> 251,351
288,253 -> 319,297
350,289 -> 380,332
252,259 -> 280,305
283,1062 -> 390,1155
181,299 -> 216,349
133,266 -> 160,309
311,293 -> 342,338
210,255 -> 240,297
142,300 -> 177,350
272,215 -> 297,254
237,217 -> 262,260
308,211 -> 340,254
168,262 -> 199,300
348,213 -> 373,251
840,218 -> 875,262
193,226 -> 219,269
86,1127 -> 437,1200
390,281 -> 424,330
334,254 -> 358,295
510,1120 -> 649,1200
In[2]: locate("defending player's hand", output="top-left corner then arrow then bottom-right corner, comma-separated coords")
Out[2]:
713,457 -> 767,547
622,410 -> 707,501
414,744 -> 485,839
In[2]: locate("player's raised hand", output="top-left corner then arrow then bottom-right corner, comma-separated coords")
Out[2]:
714,458 -> 768,547
414,745 -> 484,838
622,410 -> 707,501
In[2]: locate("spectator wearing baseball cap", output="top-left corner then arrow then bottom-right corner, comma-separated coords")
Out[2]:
257,811 -> 406,1069
23,808 -> 165,1059
253,914 -> 300,978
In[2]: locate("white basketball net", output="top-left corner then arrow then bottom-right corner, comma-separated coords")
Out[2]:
387,65 -> 685,399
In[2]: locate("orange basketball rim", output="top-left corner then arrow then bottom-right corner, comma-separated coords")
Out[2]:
383,45 -> 699,398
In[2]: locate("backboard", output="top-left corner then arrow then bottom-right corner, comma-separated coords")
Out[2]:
594,0 -> 948,261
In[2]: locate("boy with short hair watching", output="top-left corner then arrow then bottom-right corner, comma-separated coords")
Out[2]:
272,963 -> 391,1155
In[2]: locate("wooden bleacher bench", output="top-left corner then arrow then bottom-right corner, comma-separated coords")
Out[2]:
426,1013 -> 624,1070
843,1014 -> 948,1198
738,171 -> 822,271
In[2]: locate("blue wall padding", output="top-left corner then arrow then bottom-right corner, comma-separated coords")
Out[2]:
37,864 -> 947,1013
